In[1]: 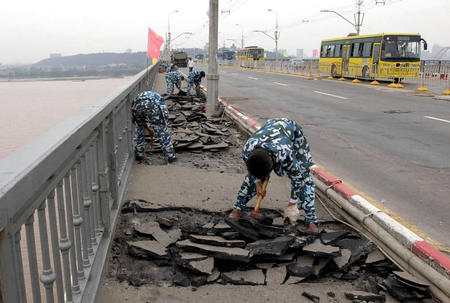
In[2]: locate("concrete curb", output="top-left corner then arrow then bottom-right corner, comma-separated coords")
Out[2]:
217,97 -> 450,280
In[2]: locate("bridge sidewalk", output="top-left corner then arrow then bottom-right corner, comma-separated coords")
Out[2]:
95,72 -> 351,303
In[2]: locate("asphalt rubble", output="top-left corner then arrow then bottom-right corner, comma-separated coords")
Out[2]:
104,91 -> 440,303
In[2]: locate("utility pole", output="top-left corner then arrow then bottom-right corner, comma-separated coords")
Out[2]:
321,0 -> 368,36
354,0 -> 364,36
167,10 -> 179,52
236,24 -> 245,48
268,9 -> 279,65
207,0 -> 219,116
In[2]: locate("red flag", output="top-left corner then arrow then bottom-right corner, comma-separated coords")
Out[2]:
147,27 -> 164,58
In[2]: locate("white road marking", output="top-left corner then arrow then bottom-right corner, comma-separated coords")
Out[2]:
248,76 -> 259,80
425,116 -> 450,124
314,90 -> 348,100
273,82 -> 288,86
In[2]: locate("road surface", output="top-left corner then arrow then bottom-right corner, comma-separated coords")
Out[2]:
214,66 -> 450,250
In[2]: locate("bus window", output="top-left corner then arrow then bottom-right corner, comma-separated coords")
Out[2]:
352,43 -> 359,57
329,45 -> 335,57
321,45 -> 328,57
362,42 -> 372,57
334,45 -> 341,57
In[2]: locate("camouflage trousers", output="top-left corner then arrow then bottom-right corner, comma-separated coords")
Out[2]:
134,124 -> 175,160
234,173 -> 317,223
187,83 -> 201,96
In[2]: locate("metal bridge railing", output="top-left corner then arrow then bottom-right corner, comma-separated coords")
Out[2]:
0,62 -> 159,303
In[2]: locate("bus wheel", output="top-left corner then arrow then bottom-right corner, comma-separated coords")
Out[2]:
331,65 -> 337,77
362,66 -> 370,79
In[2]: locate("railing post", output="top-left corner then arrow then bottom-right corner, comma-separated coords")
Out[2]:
97,121 -> 112,236
47,188 -> 64,303
72,163 -> 86,280
37,200 -> 56,303
106,115 -> 119,209
65,170 -> 81,293
25,213 -> 42,303
0,227 -> 26,303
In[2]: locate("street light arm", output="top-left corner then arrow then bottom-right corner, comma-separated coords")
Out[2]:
171,32 -> 192,42
253,30 -> 275,41
320,9 -> 355,27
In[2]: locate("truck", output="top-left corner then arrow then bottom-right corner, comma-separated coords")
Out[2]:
171,51 -> 188,67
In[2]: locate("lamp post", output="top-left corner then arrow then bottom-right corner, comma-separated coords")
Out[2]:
235,24 -> 244,48
167,10 -> 179,52
267,9 -> 279,65
320,0 -> 364,36
206,0 -> 219,116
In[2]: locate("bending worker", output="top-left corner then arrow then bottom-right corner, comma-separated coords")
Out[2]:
165,66 -> 183,95
187,70 -> 206,97
131,91 -> 176,163
228,118 -> 319,233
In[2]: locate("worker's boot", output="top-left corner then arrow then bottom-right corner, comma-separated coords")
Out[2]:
228,209 -> 242,220
306,222 -> 320,234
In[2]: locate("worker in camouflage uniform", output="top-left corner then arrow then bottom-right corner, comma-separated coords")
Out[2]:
187,70 -> 206,97
131,91 -> 176,163
165,66 -> 183,95
228,118 -> 319,233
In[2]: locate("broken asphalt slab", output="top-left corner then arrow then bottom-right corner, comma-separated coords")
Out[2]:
176,239 -> 250,262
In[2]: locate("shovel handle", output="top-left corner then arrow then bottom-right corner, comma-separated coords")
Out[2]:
254,176 -> 269,213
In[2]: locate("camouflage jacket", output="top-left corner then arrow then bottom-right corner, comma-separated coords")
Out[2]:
131,91 -> 169,126
165,71 -> 182,84
242,118 -> 314,200
188,70 -> 203,85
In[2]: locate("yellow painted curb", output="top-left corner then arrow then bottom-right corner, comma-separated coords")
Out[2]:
388,83 -> 403,88
370,80 -> 380,85
416,86 -> 429,92
338,77 -> 346,81
316,75 -> 321,80
442,89 -> 450,95
328,76 -> 334,80
299,73 -> 304,76
352,79 -> 361,83
314,165 -> 450,253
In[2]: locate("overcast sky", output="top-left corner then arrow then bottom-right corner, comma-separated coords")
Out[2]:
2,0 -> 449,64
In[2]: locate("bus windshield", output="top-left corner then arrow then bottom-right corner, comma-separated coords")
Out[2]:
382,36 -> 420,61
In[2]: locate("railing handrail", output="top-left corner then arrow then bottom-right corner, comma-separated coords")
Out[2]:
0,67 -> 150,231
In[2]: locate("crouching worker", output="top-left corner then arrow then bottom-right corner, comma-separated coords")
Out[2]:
228,118 -> 319,233
131,91 -> 176,163
165,66 -> 184,95
187,70 -> 206,97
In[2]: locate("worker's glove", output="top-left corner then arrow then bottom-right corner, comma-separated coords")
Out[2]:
283,204 -> 300,225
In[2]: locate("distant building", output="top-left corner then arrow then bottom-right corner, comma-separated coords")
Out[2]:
296,49 -> 304,59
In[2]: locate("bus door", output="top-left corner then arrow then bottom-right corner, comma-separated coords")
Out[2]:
372,43 -> 381,75
341,44 -> 350,74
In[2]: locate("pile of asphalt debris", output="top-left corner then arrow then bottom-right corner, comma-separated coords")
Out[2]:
109,202 -> 438,303
147,93 -> 230,153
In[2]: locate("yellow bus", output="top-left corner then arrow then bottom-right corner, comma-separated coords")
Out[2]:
319,33 -> 427,81
237,46 -> 265,61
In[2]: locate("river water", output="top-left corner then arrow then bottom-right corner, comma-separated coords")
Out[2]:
0,77 -> 133,159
